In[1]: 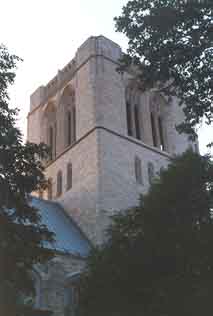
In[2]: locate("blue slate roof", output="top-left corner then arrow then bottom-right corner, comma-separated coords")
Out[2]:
30,197 -> 91,257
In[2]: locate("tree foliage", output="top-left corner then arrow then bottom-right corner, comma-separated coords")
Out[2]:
80,150 -> 213,316
0,45 -> 54,315
115,0 -> 213,138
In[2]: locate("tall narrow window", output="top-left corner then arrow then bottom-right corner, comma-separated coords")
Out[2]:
47,178 -> 53,200
67,163 -> 72,190
72,106 -> 76,143
151,112 -> 157,147
67,111 -> 72,146
57,171 -> 63,197
135,156 -> 143,185
134,105 -> 141,140
158,116 -> 165,151
126,102 -> 132,136
54,122 -> 57,158
148,162 -> 155,185
32,272 -> 41,309
49,126 -> 54,160
64,276 -> 80,316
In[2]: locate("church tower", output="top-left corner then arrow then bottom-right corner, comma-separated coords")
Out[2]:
27,35 -> 195,244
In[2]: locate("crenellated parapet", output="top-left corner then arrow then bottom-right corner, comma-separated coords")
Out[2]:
30,35 -> 122,113
30,58 -> 77,112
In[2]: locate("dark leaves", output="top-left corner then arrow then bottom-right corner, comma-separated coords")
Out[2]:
79,151 -> 213,316
115,0 -> 213,137
0,45 -> 54,315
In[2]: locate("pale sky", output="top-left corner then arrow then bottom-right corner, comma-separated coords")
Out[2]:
0,0 -> 211,154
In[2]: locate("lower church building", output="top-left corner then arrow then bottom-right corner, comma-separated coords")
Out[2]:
27,35 -> 197,315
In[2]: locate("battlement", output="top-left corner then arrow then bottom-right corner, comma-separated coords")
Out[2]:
30,35 -> 122,112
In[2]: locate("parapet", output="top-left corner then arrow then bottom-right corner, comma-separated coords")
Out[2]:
29,35 -> 122,112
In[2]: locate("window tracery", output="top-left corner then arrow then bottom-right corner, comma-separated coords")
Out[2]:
150,93 -> 167,151
125,86 -> 143,140
42,102 -> 57,161
60,85 -> 76,149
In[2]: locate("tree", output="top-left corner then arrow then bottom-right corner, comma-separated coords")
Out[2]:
0,45 -> 54,315
114,0 -> 213,139
79,150 -> 213,316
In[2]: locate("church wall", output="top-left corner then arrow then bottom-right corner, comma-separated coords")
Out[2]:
97,127 -> 171,212
27,35 -> 195,246
27,106 -> 43,144
92,38 -> 192,156
165,96 -> 193,154
44,130 -> 102,244
75,52 -> 96,139
37,254 -> 85,316
94,37 -> 126,135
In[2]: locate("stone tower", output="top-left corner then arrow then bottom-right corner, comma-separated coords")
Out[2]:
27,35 -> 195,245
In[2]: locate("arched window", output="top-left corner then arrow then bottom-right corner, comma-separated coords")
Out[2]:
148,162 -> 155,185
54,122 -> 57,158
32,272 -> 41,309
64,274 -> 80,316
158,116 -> 165,151
134,104 -> 141,140
49,126 -> 54,160
67,111 -> 72,146
150,112 -> 157,147
57,170 -> 63,197
43,102 -> 57,161
126,102 -> 133,136
47,178 -> 53,200
71,106 -> 76,143
135,156 -> 143,185
67,163 -> 72,191
60,86 -> 76,149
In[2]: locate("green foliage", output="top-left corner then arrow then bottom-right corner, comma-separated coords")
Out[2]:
0,45 -> 54,315
114,0 -> 213,138
79,150 -> 213,316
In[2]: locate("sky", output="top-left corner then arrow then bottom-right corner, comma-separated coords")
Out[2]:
0,0 -> 211,154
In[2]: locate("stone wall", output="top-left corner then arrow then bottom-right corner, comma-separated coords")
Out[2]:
44,129 -> 102,244
97,127 -> 171,212
27,35 -> 194,246
37,254 -> 85,316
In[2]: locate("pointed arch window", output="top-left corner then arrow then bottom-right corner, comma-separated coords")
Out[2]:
126,102 -> 133,136
151,112 -> 157,147
49,126 -> 54,160
67,111 -> 72,146
135,156 -> 143,185
32,272 -> 41,309
134,105 -> 141,140
57,170 -> 63,197
71,106 -> 76,143
158,116 -> 165,151
64,274 -> 80,316
67,163 -> 72,191
148,162 -> 155,185
61,86 -> 76,149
